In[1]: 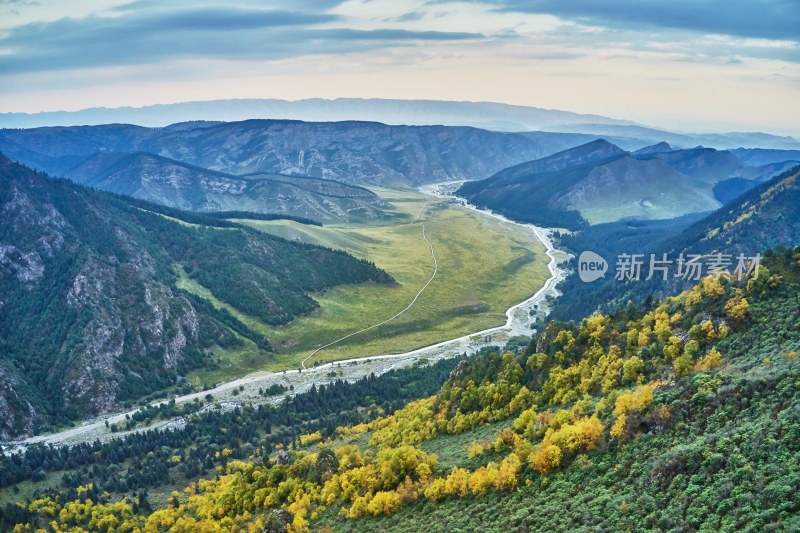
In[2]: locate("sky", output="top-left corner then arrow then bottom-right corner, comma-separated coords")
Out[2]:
1,0 -> 799,135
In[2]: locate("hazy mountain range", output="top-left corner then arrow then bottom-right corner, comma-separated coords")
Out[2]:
2,98 -> 798,150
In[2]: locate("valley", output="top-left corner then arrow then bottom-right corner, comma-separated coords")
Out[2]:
177,185 -> 552,384
1,182 -> 567,453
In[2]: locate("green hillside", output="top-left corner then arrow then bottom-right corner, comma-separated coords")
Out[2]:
4,245 -> 798,532
548,164 -> 800,322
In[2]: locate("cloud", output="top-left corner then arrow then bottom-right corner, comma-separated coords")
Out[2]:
0,6 -> 484,74
390,11 -> 425,22
491,0 -> 800,41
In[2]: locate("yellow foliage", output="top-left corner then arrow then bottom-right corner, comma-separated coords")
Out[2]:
468,466 -> 498,497
494,454 -> 521,491
467,440 -> 485,459
701,320 -> 717,341
610,414 -> 626,439
701,276 -> 725,298
444,467 -> 471,497
613,384 -> 654,417
637,331 -> 651,348
299,432 -> 323,447
622,357 -> 644,383
695,349 -> 722,371
423,478 -> 447,502
366,491 -> 400,516
674,353 -> 693,377
725,292 -> 749,322
532,445 -> 562,474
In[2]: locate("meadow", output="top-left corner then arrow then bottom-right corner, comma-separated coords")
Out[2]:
177,186 -> 550,383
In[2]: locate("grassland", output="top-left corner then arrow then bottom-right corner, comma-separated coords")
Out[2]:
178,186 -> 549,383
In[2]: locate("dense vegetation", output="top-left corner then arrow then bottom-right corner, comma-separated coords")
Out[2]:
0,154 -> 393,436
116,195 -> 324,227
5,245 -> 797,531
0,357 -> 457,530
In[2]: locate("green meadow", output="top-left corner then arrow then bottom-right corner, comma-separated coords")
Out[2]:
179,186 -> 550,382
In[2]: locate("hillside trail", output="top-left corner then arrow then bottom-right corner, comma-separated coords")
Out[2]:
301,201 -> 438,369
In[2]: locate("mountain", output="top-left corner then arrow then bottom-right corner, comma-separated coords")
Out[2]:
728,147 -> 800,166
457,140 -> 719,228
549,164 -> 800,321
664,164 -> 800,257
61,151 -> 391,223
0,154 -> 393,439
633,141 -> 674,155
458,140 -> 791,228
1,120 -> 621,188
637,147 -> 792,184
547,122 -> 800,150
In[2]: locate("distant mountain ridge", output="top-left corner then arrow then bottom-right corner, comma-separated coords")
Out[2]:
60,151 -> 392,223
0,98 -> 636,130
2,98 -> 797,150
458,140 -> 797,228
0,120 -> 620,187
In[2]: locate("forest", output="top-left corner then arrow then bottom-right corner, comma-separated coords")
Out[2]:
3,245 -> 797,531
0,357 -> 457,529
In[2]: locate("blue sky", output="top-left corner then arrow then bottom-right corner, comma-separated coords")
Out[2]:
1,0 -> 798,134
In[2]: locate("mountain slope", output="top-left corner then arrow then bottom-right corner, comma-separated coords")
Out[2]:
0,154 -> 393,438
458,140 -> 791,228
729,147 -> 800,166
62,151 -> 391,223
664,164 -> 800,256
562,154 -> 719,224
549,164 -> 800,321
457,140 -> 721,228
638,146 -> 792,184
6,249 -> 798,532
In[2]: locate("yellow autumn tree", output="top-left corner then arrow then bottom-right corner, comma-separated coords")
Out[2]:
695,348 -> 722,371
532,445 -> 563,474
